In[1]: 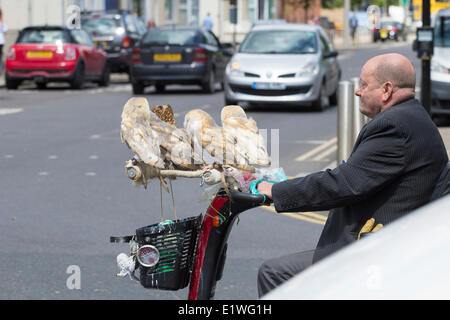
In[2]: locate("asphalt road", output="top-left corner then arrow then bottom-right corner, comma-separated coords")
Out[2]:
0,40 -> 421,300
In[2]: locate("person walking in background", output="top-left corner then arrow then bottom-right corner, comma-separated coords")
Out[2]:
349,12 -> 358,44
0,8 -> 7,73
202,12 -> 213,30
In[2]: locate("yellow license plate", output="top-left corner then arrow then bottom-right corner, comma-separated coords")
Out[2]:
27,51 -> 53,58
380,30 -> 388,38
154,53 -> 181,62
94,41 -> 107,48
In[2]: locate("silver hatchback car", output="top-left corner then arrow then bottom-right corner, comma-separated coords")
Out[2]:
224,23 -> 341,111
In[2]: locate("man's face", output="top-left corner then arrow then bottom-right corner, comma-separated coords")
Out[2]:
355,64 -> 383,118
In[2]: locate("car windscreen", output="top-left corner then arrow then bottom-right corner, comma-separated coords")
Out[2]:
81,17 -> 122,36
17,29 -> 71,44
239,30 -> 318,54
435,16 -> 450,47
142,29 -> 200,45
380,21 -> 394,29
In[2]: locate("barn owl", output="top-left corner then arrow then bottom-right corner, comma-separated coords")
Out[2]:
120,97 -> 205,171
221,105 -> 271,167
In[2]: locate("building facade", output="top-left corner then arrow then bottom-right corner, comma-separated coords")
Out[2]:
0,0 -> 321,59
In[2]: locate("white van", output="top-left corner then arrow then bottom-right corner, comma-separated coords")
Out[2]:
431,8 -> 450,115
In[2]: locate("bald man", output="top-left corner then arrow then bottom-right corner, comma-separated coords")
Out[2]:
256,53 -> 448,297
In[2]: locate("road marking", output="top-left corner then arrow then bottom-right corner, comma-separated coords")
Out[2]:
0,108 -> 23,116
262,205 -> 326,225
313,144 -> 337,161
295,137 -> 337,162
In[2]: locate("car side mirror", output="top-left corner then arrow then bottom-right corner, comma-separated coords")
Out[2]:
323,50 -> 338,59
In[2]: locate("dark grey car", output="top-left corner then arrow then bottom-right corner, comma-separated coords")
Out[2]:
129,26 -> 233,94
81,10 -> 147,75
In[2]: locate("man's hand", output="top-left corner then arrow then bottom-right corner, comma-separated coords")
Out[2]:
257,181 -> 274,199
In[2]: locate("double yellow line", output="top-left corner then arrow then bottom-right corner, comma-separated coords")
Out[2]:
262,205 -> 327,225
260,174 -> 328,225
295,137 -> 337,162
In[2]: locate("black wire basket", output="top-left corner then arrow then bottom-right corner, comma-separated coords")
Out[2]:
135,214 -> 203,290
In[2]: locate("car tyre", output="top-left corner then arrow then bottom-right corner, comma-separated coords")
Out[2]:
98,62 -> 110,87
5,76 -> 20,90
36,82 -> 47,89
312,81 -> 329,112
155,83 -> 165,93
202,69 -> 215,93
225,96 -> 237,106
132,81 -> 145,94
70,62 -> 85,89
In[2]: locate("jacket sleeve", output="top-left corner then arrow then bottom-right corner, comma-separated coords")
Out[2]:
272,118 -> 406,212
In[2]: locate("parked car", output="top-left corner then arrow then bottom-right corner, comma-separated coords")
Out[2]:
81,10 -> 147,75
129,26 -> 233,94
224,23 -> 341,111
5,26 -> 109,89
431,8 -> 450,115
264,193 -> 450,299
373,20 -> 408,42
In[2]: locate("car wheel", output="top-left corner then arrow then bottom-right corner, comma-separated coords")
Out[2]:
98,62 -> 110,87
132,81 -> 145,94
70,62 -> 85,89
36,82 -> 47,89
329,86 -> 338,106
5,76 -> 20,90
155,83 -> 165,93
312,81 -> 329,112
202,69 -> 215,93
225,96 -> 237,106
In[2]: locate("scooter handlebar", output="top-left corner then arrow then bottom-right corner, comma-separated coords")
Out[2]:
230,190 -> 272,207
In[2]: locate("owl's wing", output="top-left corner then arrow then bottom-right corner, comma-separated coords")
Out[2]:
158,123 -> 206,170
184,109 -> 226,164
120,97 -> 165,168
221,105 -> 271,166
121,97 -> 204,170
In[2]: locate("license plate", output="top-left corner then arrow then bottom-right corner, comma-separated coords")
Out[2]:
154,53 -> 181,62
94,40 -> 108,49
252,82 -> 286,90
26,51 -> 53,58
380,30 -> 388,38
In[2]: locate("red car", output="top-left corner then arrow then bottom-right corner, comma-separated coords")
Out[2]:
5,26 -> 110,89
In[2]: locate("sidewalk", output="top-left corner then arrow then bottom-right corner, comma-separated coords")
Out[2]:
332,31 -> 413,50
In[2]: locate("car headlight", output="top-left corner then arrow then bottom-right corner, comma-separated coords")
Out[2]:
431,60 -> 449,74
298,62 -> 319,77
227,61 -> 244,77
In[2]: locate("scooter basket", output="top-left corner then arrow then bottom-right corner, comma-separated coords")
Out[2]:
135,214 -> 202,290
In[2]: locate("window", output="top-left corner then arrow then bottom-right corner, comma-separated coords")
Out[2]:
17,29 -> 71,44
319,32 -> 330,53
71,29 -> 94,46
205,31 -> 219,47
81,17 -> 121,36
142,29 -> 200,45
239,30 -> 318,54
164,0 -> 175,22
124,15 -> 138,34
435,16 -> 450,47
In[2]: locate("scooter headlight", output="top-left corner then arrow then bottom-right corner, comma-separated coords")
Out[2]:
137,245 -> 160,267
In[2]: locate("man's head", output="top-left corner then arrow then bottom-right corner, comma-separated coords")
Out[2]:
355,53 -> 416,118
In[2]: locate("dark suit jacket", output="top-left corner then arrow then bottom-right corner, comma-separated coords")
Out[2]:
272,98 -> 448,263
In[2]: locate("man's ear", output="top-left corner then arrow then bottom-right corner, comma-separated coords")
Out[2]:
382,82 -> 394,102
